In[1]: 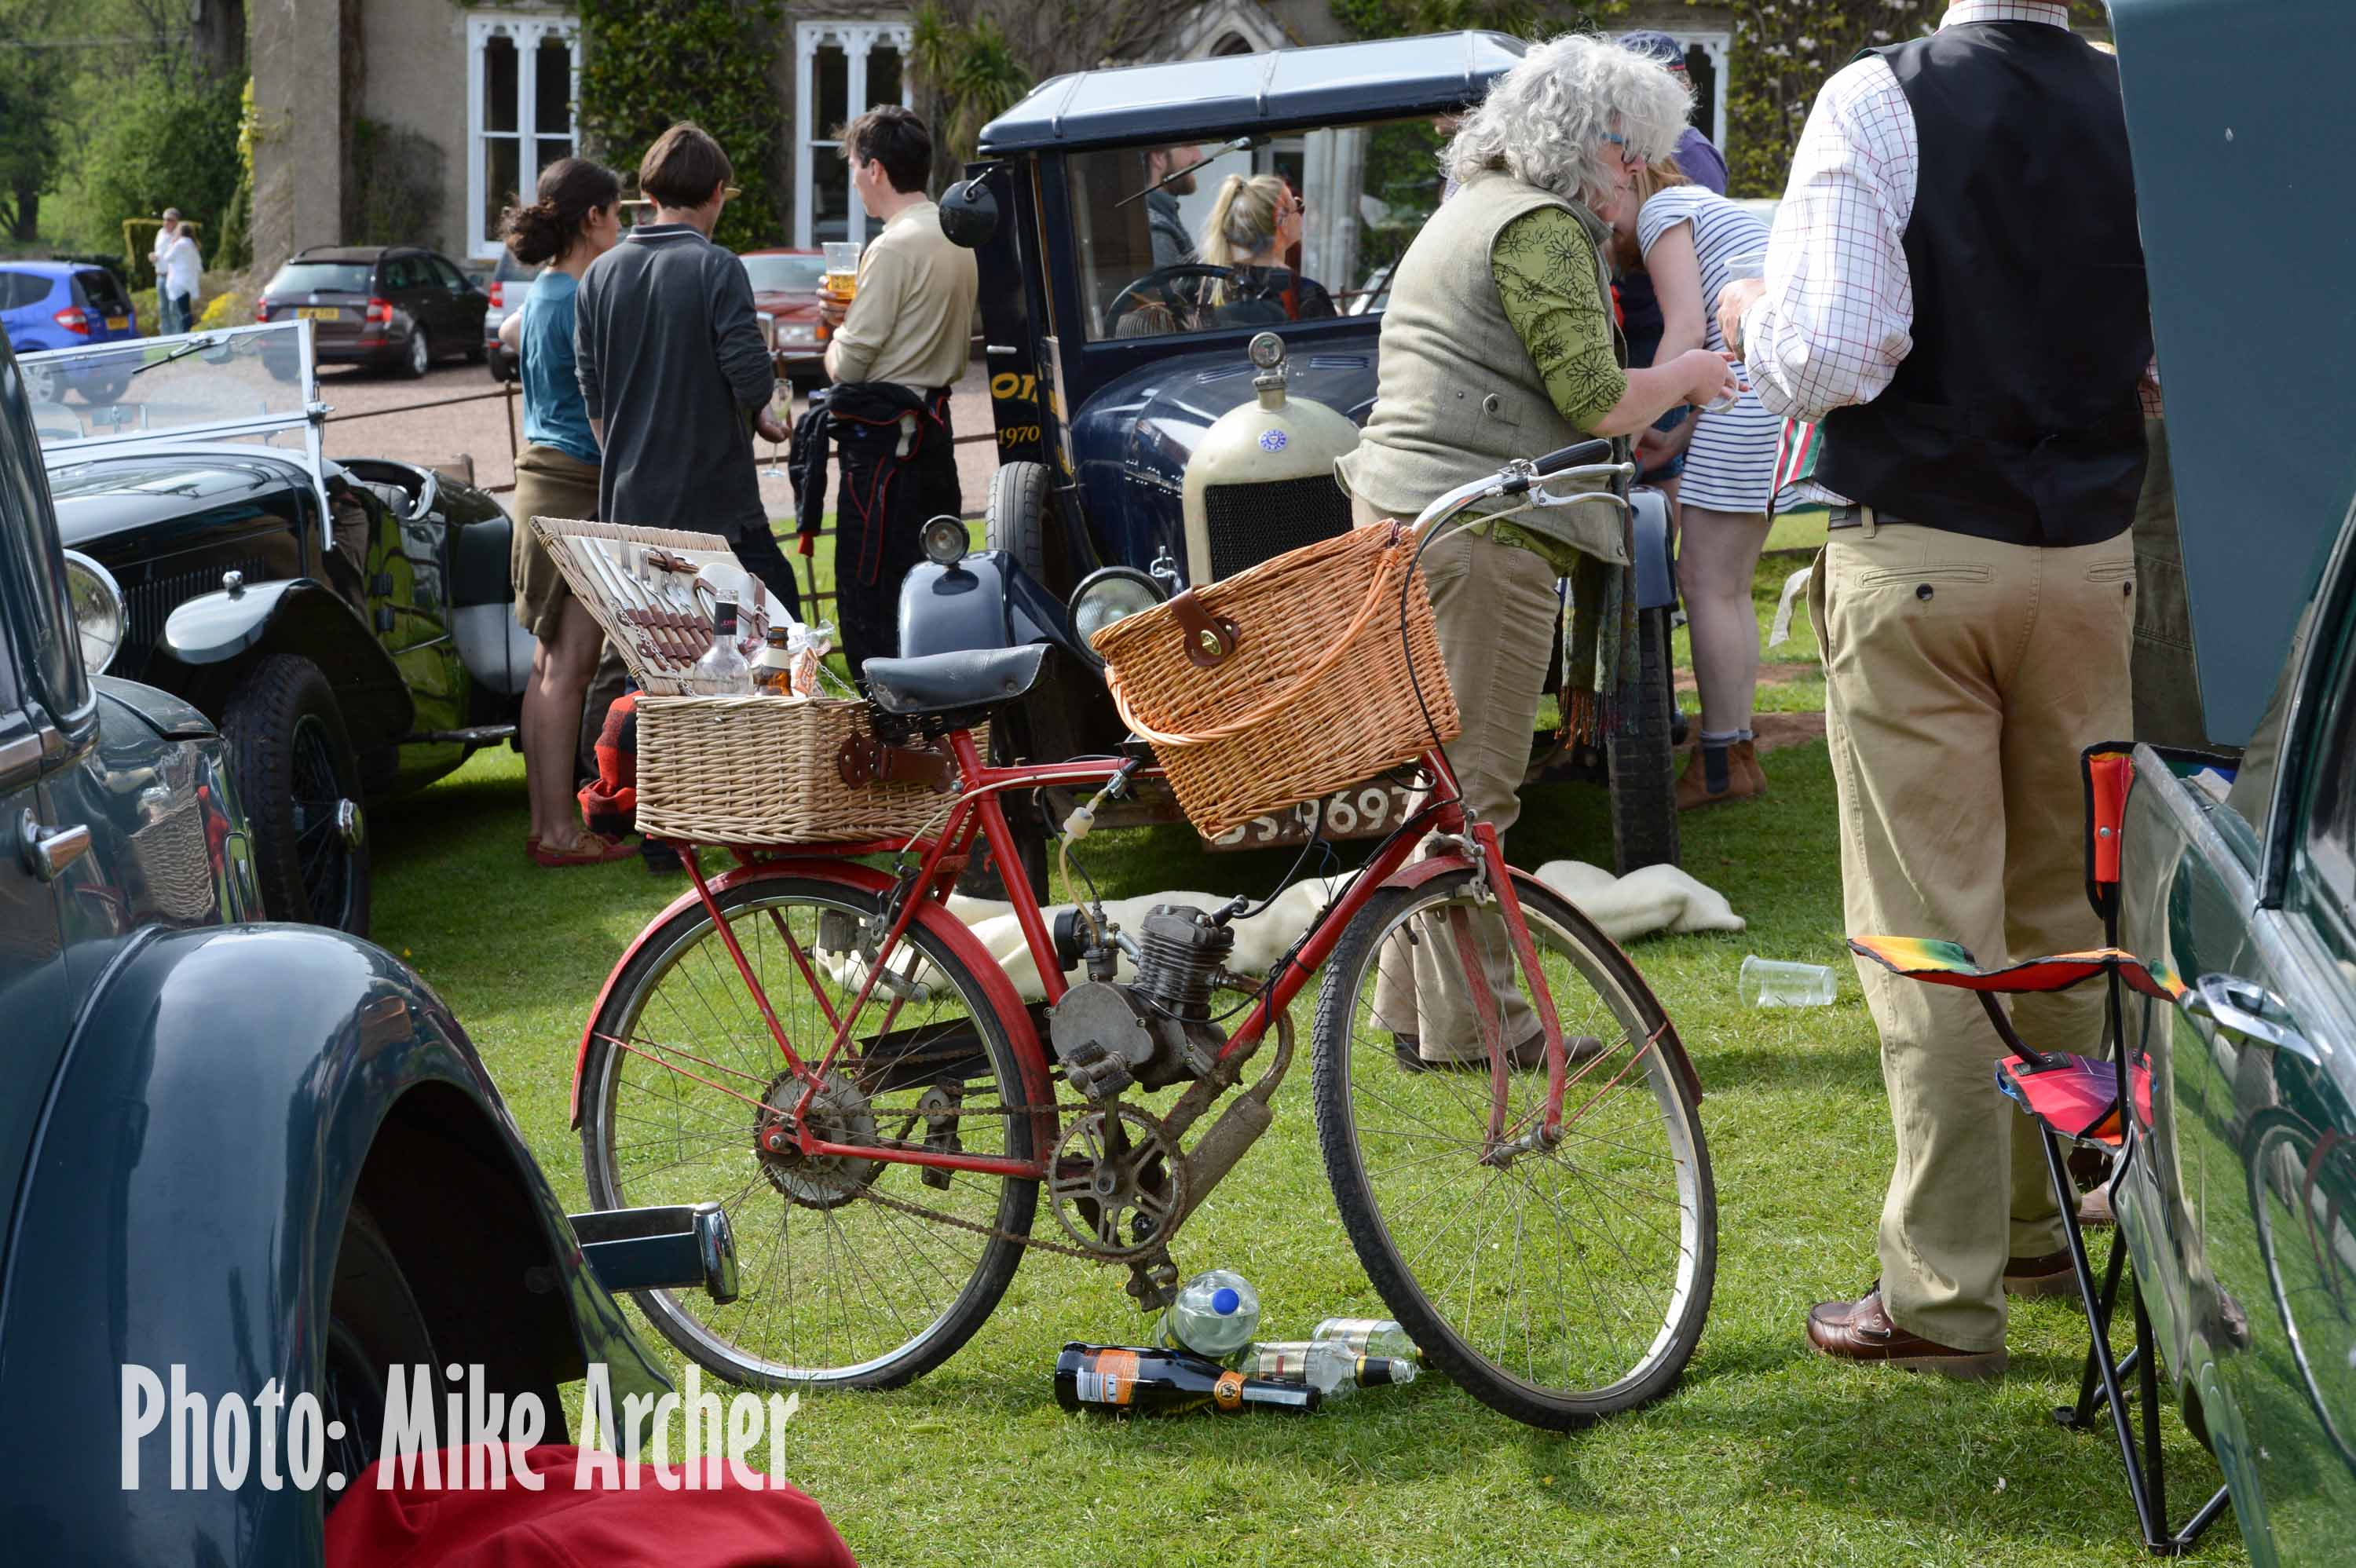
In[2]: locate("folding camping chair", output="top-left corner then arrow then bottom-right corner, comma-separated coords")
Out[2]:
1849,742 -> 2232,1557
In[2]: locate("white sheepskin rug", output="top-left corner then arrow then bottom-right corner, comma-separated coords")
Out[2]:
825,863 -> 1740,1004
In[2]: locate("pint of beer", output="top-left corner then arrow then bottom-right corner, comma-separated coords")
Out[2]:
823,241 -> 862,303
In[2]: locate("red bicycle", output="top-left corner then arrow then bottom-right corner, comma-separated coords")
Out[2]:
573,444 -> 1716,1431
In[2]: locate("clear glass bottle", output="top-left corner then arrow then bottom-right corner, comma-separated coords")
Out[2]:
691,597 -> 752,693
1310,1317 -> 1423,1362
1152,1269 -> 1260,1361
751,627 -> 797,694
1241,1340 -> 1418,1401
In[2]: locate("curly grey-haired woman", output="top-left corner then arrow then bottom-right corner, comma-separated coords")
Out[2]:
1336,33 -> 1736,1069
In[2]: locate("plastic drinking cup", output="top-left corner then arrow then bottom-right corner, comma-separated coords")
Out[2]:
1740,955 -> 1837,1008
823,241 -> 862,299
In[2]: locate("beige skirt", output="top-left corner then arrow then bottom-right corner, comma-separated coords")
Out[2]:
510,443 -> 602,638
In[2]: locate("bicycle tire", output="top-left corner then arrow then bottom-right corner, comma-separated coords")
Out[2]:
581,873 -> 1038,1390
1311,868 -> 1715,1429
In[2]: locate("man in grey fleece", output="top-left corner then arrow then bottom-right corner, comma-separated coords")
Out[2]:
576,121 -> 798,616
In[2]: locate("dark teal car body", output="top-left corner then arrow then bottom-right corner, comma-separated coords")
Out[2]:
2105,2 -> 2356,1559
0,333 -> 725,1562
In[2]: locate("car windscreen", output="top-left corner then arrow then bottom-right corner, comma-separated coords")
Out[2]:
740,254 -> 826,294
268,261 -> 375,295
23,323 -> 313,455
1064,116 -> 1448,343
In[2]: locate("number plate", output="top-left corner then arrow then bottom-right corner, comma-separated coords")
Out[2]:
104,316 -> 129,331
296,306 -> 340,321
1205,780 -> 1421,851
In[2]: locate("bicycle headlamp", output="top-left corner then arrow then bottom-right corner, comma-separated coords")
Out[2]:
920,514 -> 970,566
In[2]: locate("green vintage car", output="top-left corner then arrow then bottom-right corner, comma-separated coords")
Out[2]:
2103,0 -> 2356,1559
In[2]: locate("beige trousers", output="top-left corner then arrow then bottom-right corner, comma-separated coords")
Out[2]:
1809,518 -> 2135,1351
1355,495 -> 1561,1055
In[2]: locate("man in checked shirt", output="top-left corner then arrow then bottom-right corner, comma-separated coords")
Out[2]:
1718,2 -> 2149,1378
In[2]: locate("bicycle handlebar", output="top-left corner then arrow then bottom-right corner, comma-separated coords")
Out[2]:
1531,438 -> 1615,477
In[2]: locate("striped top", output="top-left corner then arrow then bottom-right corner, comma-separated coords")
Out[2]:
1637,185 -> 1780,512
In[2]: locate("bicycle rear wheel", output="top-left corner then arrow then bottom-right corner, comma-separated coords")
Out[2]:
1310,867 -> 1714,1429
580,873 -> 1039,1390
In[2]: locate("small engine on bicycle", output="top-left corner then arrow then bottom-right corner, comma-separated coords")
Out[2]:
1048,903 -> 1235,1098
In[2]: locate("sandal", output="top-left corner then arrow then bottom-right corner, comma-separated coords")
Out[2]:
531,835 -> 637,868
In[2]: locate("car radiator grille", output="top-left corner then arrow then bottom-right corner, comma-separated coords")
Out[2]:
1202,477 -> 1355,582
116,557 -> 274,680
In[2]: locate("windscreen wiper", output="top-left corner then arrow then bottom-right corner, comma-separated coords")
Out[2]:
1114,136 -> 1265,209
127,335 -> 221,378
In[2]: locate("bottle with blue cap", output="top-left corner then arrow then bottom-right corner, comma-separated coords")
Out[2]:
1151,1269 -> 1260,1360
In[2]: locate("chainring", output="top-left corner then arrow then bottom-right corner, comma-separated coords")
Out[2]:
755,1068 -> 880,1209
1048,1102 -> 1187,1259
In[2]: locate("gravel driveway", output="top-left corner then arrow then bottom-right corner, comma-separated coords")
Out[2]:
314,359 -> 1000,523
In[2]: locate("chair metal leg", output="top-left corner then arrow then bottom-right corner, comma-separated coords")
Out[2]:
2036,1127 -> 2233,1555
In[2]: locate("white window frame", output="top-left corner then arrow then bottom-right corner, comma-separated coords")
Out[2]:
794,20 -> 914,250
1670,31 -> 1732,155
466,12 -> 584,260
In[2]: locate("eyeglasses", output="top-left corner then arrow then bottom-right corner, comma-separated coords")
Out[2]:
1601,131 -> 1641,169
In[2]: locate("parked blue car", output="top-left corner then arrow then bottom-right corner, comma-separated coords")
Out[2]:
0,327 -> 737,1563
0,261 -> 141,404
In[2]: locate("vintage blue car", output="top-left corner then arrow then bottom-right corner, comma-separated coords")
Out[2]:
19,320 -> 540,935
0,331 -> 734,1561
904,31 -> 1681,892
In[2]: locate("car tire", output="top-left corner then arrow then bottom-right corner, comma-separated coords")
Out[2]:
984,460 -> 1085,764
224,652 -> 372,935
1606,605 -> 1681,874
486,348 -> 511,384
21,362 -> 58,405
78,374 -> 130,406
402,327 -> 430,379
322,1204 -> 435,1504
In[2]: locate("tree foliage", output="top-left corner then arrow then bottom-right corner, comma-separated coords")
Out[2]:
909,3 -> 1033,175
576,0 -> 788,250
62,67 -> 246,282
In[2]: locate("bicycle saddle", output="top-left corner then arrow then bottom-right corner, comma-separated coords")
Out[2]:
862,644 -> 1047,718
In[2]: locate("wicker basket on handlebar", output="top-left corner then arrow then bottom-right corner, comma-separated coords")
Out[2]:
1092,519 -> 1460,838
529,517 -> 965,846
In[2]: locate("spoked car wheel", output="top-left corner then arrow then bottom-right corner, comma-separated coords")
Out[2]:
580,874 -> 1040,1389
1310,866 -> 1715,1429
224,653 -> 370,933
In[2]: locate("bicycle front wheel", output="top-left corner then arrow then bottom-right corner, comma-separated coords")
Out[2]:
1311,867 -> 1715,1428
580,874 -> 1039,1390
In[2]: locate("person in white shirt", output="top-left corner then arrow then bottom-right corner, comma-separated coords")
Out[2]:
151,209 -> 202,334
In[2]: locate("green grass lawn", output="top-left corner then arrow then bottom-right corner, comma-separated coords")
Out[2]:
371,535 -> 2241,1566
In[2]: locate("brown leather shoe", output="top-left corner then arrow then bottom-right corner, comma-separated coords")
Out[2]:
1806,1290 -> 2007,1378
1731,739 -> 1768,797
1675,747 -> 1763,810
2076,1179 -> 2115,1230
2003,1250 -> 2079,1299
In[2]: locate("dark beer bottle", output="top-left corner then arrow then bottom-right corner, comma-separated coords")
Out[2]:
1054,1343 -> 1321,1416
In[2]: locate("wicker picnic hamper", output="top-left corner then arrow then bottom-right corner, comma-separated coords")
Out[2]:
1092,518 -> 1459,838
530,517 -> 958,845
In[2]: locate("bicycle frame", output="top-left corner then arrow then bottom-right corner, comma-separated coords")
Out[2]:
613,727 -> 1613,1186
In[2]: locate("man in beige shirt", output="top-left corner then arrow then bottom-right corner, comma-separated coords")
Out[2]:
813,104 -> 979,675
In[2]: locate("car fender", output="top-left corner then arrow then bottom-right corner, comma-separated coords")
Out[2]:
570,860 -> 1057,1155
1631,487 -> 1675,610
163,576 -> 415,746
1376,853 -> 1705,1106
0,924 -> 667,1565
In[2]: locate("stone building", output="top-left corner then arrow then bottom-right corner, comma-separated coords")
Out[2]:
247,2 -> 1737,274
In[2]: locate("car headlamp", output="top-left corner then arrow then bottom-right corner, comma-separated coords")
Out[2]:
777,320 -> 818,347
1070,567 -> 1167,659
920,514 -> 970,566
61,550 -> 125,674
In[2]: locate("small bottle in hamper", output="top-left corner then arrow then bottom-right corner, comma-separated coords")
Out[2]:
691,598 -> 753,693
1241,1341 -> 1418,1402
1053,1343 -> 1319,1416
751,627 -> 798,694
1310,1317 -> 1424,1362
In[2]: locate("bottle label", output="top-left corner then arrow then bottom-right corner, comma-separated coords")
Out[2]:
1213,1371 -> 1245,1412
1074,1349 -> 1139,1406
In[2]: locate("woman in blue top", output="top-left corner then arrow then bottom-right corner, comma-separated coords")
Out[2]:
498,157 -> 631,865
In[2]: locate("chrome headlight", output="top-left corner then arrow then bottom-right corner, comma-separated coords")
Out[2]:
919,514 -> 970,566
1070,567 -> 1166,659
61,550 -> 125,674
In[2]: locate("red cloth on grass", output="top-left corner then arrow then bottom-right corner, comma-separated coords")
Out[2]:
325,1444 -> 856,1567
578,692 -> 638,839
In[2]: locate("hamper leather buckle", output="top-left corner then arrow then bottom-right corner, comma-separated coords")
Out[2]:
1168,590 -> 1239,668
837,734 -> 957,792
